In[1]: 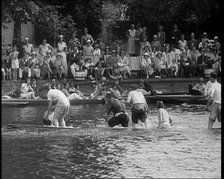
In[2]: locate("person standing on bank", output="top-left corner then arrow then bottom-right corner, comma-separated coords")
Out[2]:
57,35 -> 68,77
104,91 -> 129,128
81,27 -> 94,47
126,24 -> 136,56
43,83 -> 70,128
126,86 -> 150,128
206,72 -> 221,129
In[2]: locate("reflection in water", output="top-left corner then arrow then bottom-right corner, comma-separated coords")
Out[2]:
2,104 -> 221,178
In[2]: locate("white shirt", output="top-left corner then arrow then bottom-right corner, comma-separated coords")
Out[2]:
205,80 -> 214,96
126,90 -> 147,104
210,81 -> 221,104
20,83 -> 33,94
47,89 -> 70,106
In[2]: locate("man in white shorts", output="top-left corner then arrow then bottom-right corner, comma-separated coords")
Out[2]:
206,72 -> 221,129
43,83 -> 70,127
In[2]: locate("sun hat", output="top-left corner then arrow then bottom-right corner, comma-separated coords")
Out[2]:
202,32 -> 207,37
144,52 -> 149,56
31,51 -> 37,55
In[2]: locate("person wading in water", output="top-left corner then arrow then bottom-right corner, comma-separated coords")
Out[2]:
126,85 -> 150,128
104,91 -> 129,128
41,83 -> 70,127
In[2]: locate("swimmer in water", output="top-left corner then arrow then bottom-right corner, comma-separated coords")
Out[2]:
156,100 -> 172,128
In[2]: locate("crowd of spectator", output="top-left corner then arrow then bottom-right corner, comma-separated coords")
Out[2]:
1,24 -> 221,82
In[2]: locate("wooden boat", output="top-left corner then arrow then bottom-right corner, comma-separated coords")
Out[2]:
144,94 -> 208,104
5,123 -> 76,130
2,101 -> 29,107
2,98 -> 105,107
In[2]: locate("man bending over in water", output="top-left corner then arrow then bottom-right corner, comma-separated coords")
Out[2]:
104,91 -> 129,127
42,83 -> 70,127
126,85 -> 150,128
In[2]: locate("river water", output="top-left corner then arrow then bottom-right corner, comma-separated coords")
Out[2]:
1,104 -> 221,178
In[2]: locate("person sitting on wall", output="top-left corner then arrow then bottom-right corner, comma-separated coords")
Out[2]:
189,77 -> 206,95
20,78 -> 38,99
28,51 -> 41,79
197,49 -> 207,77
139,78 -> 155,95
53,53 -> 65,79
41,50 -> 53,79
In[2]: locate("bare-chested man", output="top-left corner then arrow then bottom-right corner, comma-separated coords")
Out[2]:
126,86 -> 150,128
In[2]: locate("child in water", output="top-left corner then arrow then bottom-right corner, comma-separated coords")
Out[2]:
156,100 -> 172,128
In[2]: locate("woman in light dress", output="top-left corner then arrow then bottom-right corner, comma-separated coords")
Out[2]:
126,24 -> 136,56
57,35 -> 68,77
38,39 -> 54,66
9,45 -> 19,81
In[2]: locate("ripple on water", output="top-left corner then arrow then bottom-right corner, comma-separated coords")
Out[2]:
1,104 -> 221,178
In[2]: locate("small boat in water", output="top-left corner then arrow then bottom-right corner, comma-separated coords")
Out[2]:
2,93 -> 207,107
144,94 -> 208,104
5,123 -> 76,130
2,98 -> 105,107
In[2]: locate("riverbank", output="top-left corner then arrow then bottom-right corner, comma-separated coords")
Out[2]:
2,77 -> 203,96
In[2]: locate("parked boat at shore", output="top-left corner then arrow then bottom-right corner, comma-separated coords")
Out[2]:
2,93 -> 208,107
144,94 -> 208,105
2,98 -> 105,107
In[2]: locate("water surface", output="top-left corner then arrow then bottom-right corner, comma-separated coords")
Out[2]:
2,104 -> 221,178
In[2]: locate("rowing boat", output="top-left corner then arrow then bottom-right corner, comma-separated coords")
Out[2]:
2,98 -> 105,107
2,94 -> 207,107
4,123 -> 127,130
144,94 -> 208,104
5,123 -> 75,129
2,101 -> 29,107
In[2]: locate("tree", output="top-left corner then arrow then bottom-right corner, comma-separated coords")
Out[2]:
2,0 -> 39,56
101,1 -> 128,43
39,0 -> 105,40
34,4 -> 77,47
124,0 -> 221,36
